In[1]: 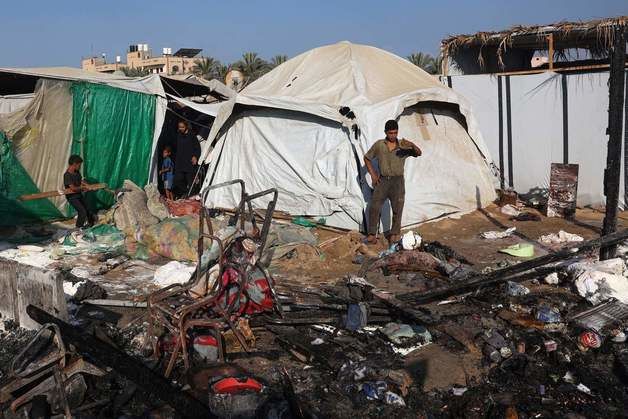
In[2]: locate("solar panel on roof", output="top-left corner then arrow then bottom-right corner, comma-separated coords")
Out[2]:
173,48 -> 202,58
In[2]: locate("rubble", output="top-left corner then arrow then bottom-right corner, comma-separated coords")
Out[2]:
481,226 -> 517,239
3,197 -> 628,417
539,230 -> 585,245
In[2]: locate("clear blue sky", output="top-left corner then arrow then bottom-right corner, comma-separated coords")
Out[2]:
3,0 -> 626,67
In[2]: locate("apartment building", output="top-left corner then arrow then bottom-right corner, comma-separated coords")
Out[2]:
82,44 -> 202,75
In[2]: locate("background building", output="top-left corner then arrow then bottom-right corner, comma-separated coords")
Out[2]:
82,44 -> 202,75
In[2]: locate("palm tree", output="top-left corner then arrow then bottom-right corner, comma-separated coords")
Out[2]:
407,52 -> 439,74
270,55 -> 288,68
193,57 -> 220,80
233,52 -> 269,84
120,66 -> 150,77
429,55 -> 444,75
215,64 -> 232,83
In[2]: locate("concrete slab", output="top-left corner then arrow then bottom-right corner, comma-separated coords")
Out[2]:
0,258 -> 68,329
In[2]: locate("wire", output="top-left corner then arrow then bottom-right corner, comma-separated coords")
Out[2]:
160,77 -> 187,98
166,106 -> 213,130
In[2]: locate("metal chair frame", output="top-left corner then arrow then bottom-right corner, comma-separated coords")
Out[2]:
147,180 -> 283,377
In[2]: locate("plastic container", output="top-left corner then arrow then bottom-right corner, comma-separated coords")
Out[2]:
578,329 -> 602,350
536,306 -> 561,323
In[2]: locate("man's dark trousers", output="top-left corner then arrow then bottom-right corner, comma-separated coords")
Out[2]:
68,196 -> 94,228
367,176 -> 405,236
174,171 -> 196,197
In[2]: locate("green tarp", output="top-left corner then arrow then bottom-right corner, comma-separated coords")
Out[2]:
0,132 -> 64,225
71,82 -> 156,210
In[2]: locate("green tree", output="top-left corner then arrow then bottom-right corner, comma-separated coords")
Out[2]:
233,52 -> 269,84
430,55 -> 444,75
215,64 -> 232,83
407,52 -> 441,74
120,66 -> 150,77
193,57 -> 221,80
270,54 -> 288,68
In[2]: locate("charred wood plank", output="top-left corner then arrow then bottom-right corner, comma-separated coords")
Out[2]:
26,305 -> 215,419
371,290 -> 437,325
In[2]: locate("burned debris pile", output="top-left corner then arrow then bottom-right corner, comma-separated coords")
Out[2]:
2,183 -> 628,417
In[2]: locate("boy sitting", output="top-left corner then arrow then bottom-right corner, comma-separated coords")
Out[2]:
64,155 -> 96,229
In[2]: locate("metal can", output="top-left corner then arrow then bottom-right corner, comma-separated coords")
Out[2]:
483,345 -> 502,363
578,329 -> 602,350
544,340 -> 558,352
611,329 -> 627,343
536,306 -> 561,323
500,346 -> 513,359
516,341 -> 526,354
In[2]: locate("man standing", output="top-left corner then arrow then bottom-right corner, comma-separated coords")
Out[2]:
174,120 -> 201,197
364,120 -> 421,244
64,155 -> 96,229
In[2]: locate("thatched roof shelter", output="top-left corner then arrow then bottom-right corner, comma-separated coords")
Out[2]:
441,16 -> 628,75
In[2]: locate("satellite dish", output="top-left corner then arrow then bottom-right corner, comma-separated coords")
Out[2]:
225,69 -> 245,91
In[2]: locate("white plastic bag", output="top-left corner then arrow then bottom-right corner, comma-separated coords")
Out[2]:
153,261 -> 196,287
401,231 -> 422,250
574,270 -> 628,305
481,227 -> 516,239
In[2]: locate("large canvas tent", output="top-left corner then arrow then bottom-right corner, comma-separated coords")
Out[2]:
201,42 -> 497,230
0,67 -> 229,226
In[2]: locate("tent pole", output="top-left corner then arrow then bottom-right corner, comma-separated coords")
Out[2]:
547,34 -> 554,71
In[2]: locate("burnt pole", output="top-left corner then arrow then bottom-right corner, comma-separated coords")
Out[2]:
601,25 -> 626,260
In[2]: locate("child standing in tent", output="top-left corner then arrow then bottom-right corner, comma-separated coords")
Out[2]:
64,155 -> 96,229
160,146 -> 175,200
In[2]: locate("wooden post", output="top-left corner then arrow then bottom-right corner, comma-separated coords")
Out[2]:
601,26 -> 626,260
547,34 -> 554,70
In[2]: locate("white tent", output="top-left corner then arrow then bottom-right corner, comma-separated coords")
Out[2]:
201,41 -> 497,230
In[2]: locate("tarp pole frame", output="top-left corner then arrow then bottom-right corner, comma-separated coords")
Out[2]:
561,73 -> 569,164
505,75 -> 514,188
345,122 -> 368,232
624,71 -> 628,211
497,75 -> 505,189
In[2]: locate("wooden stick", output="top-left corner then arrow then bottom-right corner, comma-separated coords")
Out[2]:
218,207 -> 349,233
318,235 -> 344,248
18,183 -> 107,201
83,299 -> 147,308
491,62 -> 628,77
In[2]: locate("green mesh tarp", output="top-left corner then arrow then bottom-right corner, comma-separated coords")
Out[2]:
71,82 -> 156,210
0,132 -> 63,225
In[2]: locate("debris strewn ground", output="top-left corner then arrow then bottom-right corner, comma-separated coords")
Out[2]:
1,204 -> 628,418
